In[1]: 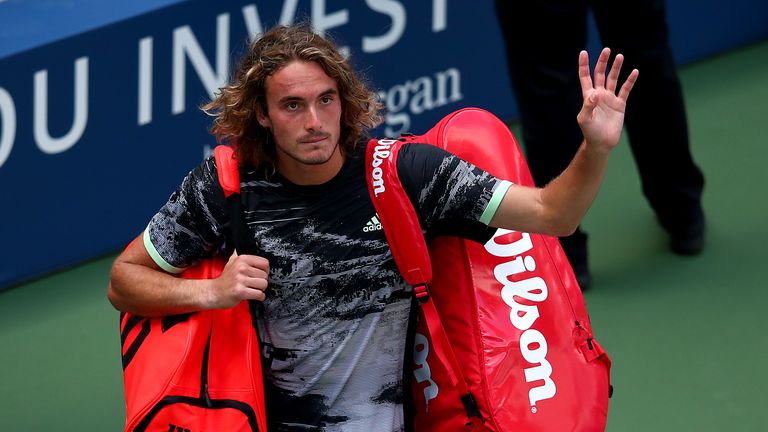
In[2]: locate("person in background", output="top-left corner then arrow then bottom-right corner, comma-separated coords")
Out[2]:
495,0 -> 705,290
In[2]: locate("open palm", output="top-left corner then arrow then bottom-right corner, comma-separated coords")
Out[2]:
577,48 -> 639,153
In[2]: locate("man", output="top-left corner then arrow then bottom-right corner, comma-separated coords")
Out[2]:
108,25 -> 636,431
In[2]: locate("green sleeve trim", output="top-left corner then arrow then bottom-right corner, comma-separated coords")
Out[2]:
480,180 -> 513,225
143,227 -> 185,274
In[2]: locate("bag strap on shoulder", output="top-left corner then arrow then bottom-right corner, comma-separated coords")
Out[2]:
213,145 -> 259,255
364,138 -> 432,285
364,137 -> 471,398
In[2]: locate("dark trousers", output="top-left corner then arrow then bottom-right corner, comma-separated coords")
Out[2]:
495,0 -> 705,263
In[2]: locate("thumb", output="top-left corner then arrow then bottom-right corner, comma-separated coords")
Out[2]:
585,90 -> 598,107
579,90 -> 598,122
228,249 -> 239,263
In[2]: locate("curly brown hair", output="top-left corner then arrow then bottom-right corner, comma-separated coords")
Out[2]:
201,24 -> 383,174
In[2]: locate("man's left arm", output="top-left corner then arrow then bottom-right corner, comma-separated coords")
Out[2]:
489,47 -> 638,236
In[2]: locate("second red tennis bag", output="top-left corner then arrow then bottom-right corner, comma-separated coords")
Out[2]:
120,145 -> 267,432
365,107 -> 612,431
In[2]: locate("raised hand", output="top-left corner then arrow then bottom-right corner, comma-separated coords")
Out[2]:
577,47 -> 639,154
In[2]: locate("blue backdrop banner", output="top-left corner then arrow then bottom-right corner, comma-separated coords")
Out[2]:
1,0 -> 766,289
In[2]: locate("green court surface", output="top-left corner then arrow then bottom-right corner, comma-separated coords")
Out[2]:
1,41 -> 767,431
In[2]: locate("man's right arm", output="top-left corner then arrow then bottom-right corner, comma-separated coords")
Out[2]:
107,233 -> 270,317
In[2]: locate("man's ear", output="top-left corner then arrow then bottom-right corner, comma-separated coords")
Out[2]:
256,109 -> 271,128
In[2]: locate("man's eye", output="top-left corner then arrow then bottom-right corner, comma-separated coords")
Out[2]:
320,96 -> 333,104
285,102 -> 299,110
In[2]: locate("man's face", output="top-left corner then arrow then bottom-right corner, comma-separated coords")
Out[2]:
257,60 -> 343,184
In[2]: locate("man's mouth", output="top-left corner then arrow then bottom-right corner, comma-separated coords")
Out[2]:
300,134 -> 329,144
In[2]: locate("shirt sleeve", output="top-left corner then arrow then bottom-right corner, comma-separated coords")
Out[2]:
395,143 -> 506,243
144,156 -> 230,272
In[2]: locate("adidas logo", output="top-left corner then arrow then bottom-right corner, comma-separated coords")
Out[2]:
363,214 -> 383,232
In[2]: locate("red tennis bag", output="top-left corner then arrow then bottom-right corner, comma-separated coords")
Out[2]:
119,146 -> 268,432
365,108 -> 611,431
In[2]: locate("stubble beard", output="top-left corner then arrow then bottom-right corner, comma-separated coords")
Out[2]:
279,139 -> 340,166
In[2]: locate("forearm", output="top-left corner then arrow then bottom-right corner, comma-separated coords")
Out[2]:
540,140 -> 609,235
107,235 -> 217,317
108,260 -> 214,317
491,47 -> 634,237
108,233 -> 270,316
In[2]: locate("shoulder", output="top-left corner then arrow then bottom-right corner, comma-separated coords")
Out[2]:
144,156 -> 230,270
396,142 -> 457,177
400,142 -> 456,162
161,155 -> 229,229
184,156 -> 225,198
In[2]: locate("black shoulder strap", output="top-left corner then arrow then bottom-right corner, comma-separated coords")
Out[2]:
225,192 -> 260,255
213,145 -> 259,256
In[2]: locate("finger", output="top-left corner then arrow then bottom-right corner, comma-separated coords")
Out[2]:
231,257 -> 268,280
617,68 -> 640,101
241,276 -> 268,292
239,265 -> 269,280
238,287 -> 267,302
237,254 -> 270,272
233,269 -> 268,292
606,53 -> 624,93
578,50 -> 593,98
593,47 -> 610,89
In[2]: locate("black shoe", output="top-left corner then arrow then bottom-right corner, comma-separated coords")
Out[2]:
670,220 -> 705,255
662,211 -> 706,256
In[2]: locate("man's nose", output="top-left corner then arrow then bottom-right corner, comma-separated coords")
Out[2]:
305,106 -> 322,131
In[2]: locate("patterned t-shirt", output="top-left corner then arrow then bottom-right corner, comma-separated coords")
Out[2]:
145,142 -> 507,431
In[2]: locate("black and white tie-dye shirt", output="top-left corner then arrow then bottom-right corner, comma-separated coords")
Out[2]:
144,142 -> 509,431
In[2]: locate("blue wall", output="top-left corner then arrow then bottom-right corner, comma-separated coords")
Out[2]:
0,0 -> 766,289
